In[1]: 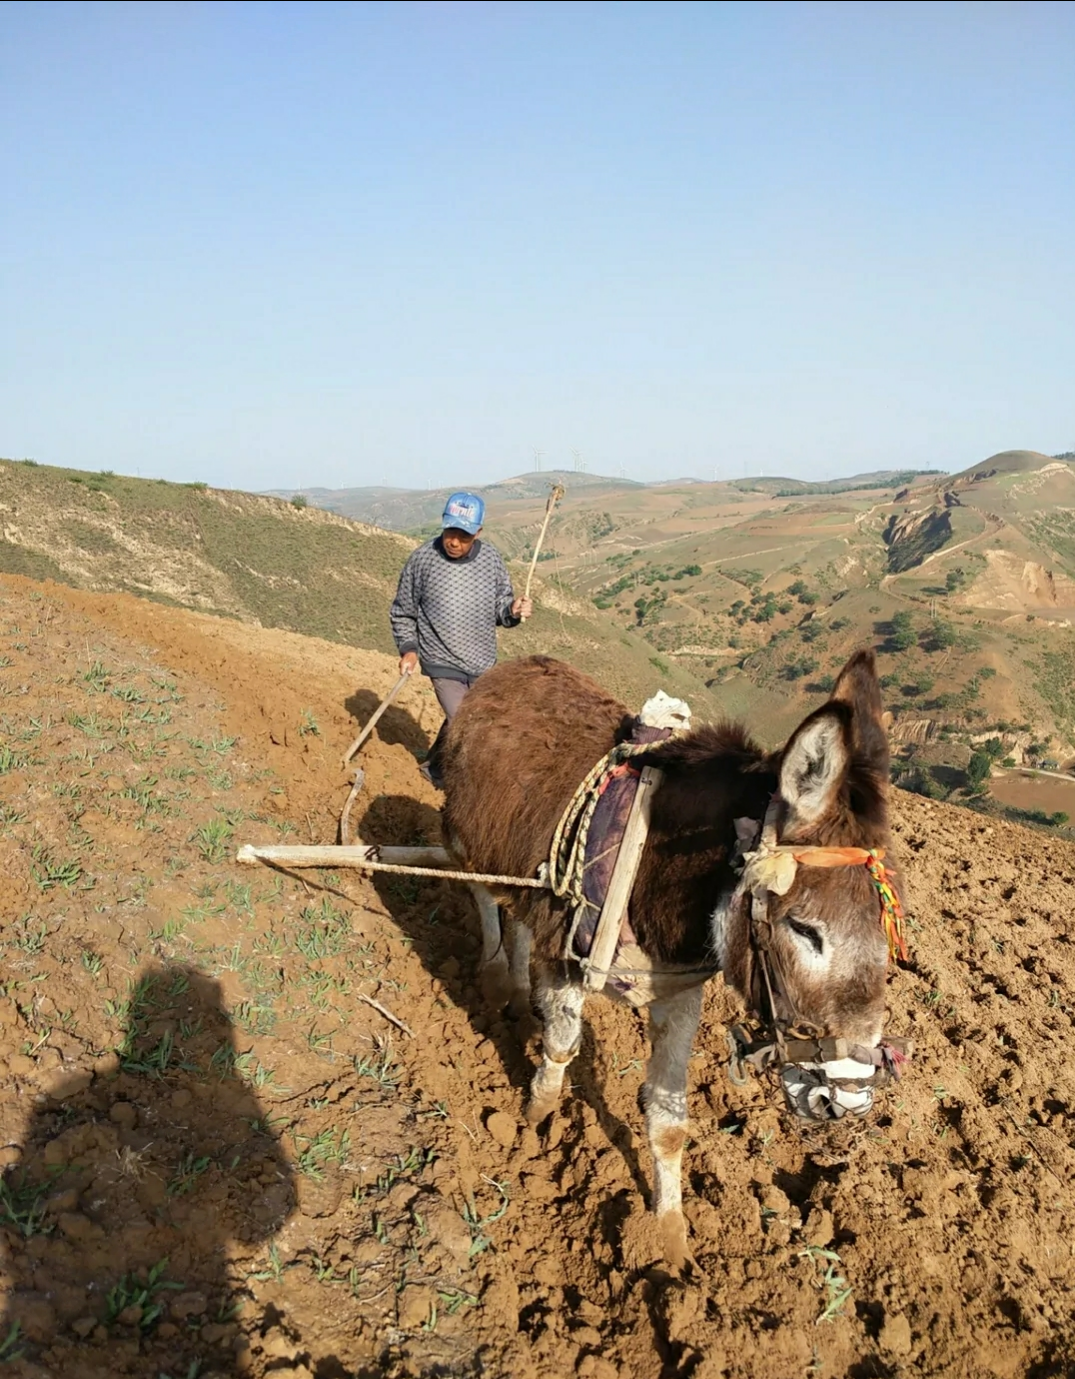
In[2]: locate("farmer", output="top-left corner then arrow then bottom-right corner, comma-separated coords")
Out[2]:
390,490 -> 531,786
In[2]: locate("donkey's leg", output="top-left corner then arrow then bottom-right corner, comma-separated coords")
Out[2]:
468,883 -> 512,1010
504,914 -> 532,1020
527,963 -> 584,1125
642,984 -> 704,1267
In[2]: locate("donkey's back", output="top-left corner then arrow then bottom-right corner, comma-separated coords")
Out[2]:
440,655 -> 630,889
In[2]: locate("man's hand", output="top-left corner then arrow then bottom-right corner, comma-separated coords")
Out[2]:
399,651 -> 419,677
512,596 -> 533,621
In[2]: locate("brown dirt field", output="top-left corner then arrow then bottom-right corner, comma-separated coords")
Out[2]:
2,573 -> 1075,1379
991,772 -> 1075,818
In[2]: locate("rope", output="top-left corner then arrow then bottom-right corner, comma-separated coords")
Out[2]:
258,854 -> 550,889
284,744 -> 654,897
332,740 -> 660,900
547,740 -> 654,903
866,851 -> 908,962
332,743 -> 653,895
359,859 -> 549,887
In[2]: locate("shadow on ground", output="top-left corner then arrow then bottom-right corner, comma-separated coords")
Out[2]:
0,963 -> 294,1377
343,689 -> 431,756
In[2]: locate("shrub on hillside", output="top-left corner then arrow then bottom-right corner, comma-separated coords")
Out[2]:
898,766 -> 948,800
923,620 -> 958,652
782,656 -> 818,681
966,751 -> 992,787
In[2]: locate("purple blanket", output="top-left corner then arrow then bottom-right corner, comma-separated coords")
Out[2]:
572,721 -> 672,958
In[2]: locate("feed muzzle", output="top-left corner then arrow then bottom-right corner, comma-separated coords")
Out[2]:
727,1027 -> 912,1121
780,1053 -> 881,1121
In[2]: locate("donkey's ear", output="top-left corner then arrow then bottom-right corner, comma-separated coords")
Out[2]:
779,706 -> 850,832
831,649 -> 889,773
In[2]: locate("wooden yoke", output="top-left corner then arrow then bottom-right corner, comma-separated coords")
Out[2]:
583,765 -> 662,993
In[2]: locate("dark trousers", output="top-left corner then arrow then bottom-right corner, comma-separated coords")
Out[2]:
432,676 -> 473,724
427,675 -> 476,780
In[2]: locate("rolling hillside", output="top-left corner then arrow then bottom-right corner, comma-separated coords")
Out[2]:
274,450 -> 1075,834
0,458 -> 718,719
478,449 -> 1075,833
6,450 -> 1074,821
263,467 -> 938,533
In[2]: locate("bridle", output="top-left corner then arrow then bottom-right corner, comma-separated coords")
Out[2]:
726,797 -> 912,1108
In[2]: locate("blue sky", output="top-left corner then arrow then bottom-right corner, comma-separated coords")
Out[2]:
3,1 -> 1073,491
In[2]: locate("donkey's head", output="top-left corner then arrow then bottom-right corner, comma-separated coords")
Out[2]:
724,650 -> 907,1120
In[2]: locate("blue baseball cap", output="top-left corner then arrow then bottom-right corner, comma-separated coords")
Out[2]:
441,491 -> 485,536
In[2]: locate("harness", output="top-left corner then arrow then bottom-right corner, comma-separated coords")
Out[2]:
727,796 -> 912,1119
547,701 -> 719,1008
545,726 -> 913,1119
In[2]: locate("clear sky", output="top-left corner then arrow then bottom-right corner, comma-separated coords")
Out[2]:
3,1 -> 1073,491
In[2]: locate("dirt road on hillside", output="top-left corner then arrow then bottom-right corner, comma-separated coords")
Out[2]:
2,574 -> 1074,1379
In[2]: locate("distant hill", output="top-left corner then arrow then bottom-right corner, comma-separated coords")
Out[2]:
726,469 -> 943,497
265,468 -> 941,530
0,458 -> 719,718
7,449 -> 1074,762
264,469 -> 643,532
949,449 -> 1071,484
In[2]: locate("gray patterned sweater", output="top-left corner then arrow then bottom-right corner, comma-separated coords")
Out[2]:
389,537 -> 521,682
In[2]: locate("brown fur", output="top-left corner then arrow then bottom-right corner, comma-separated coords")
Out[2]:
441,650 -> 897,1048
653,1124 -> 688,1159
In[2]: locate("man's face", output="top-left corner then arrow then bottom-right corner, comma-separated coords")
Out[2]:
442,526 -> 480,559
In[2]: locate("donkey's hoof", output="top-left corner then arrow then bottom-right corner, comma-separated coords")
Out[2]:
479,963 -> 514,1013
525,1093 -> 559,1128
507,988 -> 534,1022
658,1210 -> 694,1274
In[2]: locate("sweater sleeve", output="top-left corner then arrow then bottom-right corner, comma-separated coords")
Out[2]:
389,552 -> 421,654
493,551 -> 521,628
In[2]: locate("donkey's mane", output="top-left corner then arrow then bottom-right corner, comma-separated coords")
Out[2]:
633,719 -> 770,774
636,713 -> 890,848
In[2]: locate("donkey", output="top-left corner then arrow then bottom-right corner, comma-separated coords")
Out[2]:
440,650 -> 906,1263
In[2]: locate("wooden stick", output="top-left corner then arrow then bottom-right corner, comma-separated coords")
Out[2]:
341,671 -> 410,768
339,768 -> 365,845
523,483 -> 566,601
235,843 -> 550,889
238,843 -> 453,868
583,765 -> 662,993
356,991 -> 415,1038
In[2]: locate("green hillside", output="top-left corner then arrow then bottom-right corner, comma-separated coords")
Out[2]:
726,468 -> 942,497
7,449 -> 1074,776
0,458 -> 719,719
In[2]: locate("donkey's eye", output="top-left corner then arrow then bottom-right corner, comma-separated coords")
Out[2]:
787,917 -> 824,955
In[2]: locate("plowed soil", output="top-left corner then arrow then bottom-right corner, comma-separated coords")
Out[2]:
1,573 -> 1074,1379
